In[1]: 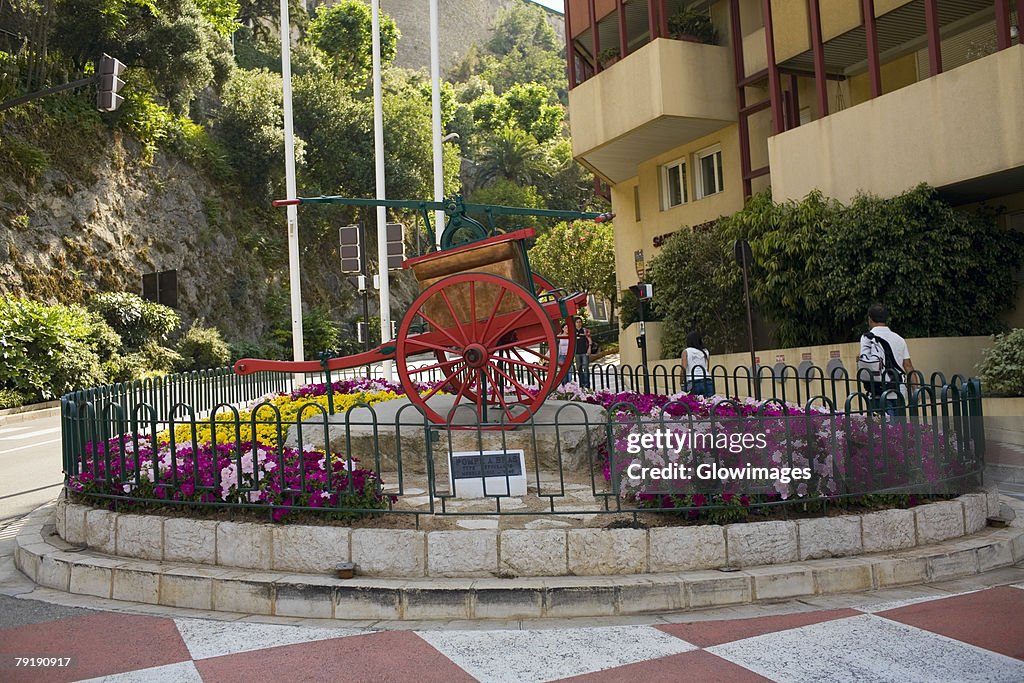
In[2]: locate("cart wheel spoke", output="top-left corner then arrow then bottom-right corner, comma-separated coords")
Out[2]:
408,356 -> 462,376
489,368 -> 533,404
484,307 -> 532,348
414,309 -> 466,349
478,286 -> 506,343
439,288 -> 469,345
508,347 -> 546,387
404,336 -> 462,355
489,362 -> 537,401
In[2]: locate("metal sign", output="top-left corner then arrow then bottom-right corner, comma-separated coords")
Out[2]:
634,249 -> 645,279
450,451 -> 524,479
447,449 -> 527,498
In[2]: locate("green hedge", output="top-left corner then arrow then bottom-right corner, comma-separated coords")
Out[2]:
0,296 -> 105,401
650,185 -> 1024,352
979,329 -> 1024,396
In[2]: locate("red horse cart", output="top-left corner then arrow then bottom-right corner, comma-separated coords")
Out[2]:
233,196 -> 608,427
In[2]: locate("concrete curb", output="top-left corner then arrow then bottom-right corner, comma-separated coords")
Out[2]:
0,402 -> 61,426
52,492 -> 998,578
14,496 -> 1024,621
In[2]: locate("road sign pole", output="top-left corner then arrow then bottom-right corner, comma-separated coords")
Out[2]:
735,239 -> 759,400
371,0 -> 393,383
280,0 -> 304,389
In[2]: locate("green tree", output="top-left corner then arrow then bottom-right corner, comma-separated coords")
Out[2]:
717,190 -> 841,347
477,2 -> 564,97
647,226 -> 746,357
215,67 -> 300,195
50,0 -> 234,114
475,126 -> 550,187
719,185 -> 1024,346
466,179 -> 545,231
307,0 -> 397,86
529,220 -> 615,301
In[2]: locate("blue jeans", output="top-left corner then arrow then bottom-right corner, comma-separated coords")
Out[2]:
574,353 -> 590,389
689,377 -> 714,398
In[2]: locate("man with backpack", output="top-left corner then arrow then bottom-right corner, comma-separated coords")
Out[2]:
857,303 -> 915,416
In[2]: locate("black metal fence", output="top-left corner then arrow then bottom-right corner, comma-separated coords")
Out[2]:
60,363 -> 986,522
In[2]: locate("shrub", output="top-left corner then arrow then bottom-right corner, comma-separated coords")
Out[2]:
102,353 -> 149,385
139,341 -> 183,373
667,7 -> 719,44
719,185 -> 1024,346
85,312 -> 123,362
0,388 -> 32,409
979,329 -> 1024,396
0,296 -> 105,401
87,292 -> 181,348
175,320 -> 231,371
229,340 -> 285,362
648,225 -> 746,357
270,305 -> 341,360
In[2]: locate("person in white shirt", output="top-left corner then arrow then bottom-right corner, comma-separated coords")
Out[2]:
858,303 -> 915,414
557,321 -> 569,385
681,330 -> 713,397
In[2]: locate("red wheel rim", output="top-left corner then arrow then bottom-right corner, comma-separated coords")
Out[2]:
531,274 -> 576,389
398,273 -> 558,426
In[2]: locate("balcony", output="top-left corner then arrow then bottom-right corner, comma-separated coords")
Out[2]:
767,45 -> 1024,203
568,38 -> 737,184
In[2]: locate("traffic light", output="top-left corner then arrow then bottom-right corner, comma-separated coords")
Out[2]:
339,224 -> 362,273
385,222 -> 405,270
96,54 -> 126,112
630,283 -> 653,300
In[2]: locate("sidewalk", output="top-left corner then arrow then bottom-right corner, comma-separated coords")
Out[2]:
2,506 -> 1023,682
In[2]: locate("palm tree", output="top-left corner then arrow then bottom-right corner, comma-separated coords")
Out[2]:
473,126 -> 551,188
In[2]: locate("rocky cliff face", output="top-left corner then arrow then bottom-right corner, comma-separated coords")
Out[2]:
0,129 -> 367,344
379,0 -> 564,74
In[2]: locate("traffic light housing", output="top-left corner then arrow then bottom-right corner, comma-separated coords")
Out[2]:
630,283 -> 653,300
96,54 -> 126,112
385,222 -> 405,270
339,224 -> 361,273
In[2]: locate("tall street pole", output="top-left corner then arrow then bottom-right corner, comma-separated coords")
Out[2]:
279,0 -> 304,386
429,0 -> 445,249
371,0 -> 393,382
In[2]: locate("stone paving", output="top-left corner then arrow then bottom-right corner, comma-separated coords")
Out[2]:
1,576 -> 1023,682
2,494 -> 1023,682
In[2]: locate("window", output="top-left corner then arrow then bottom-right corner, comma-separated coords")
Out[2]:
660,158 -> 687,210
142,269 -> 178,308
633,185 -> 641,221
695,145 -> 724,199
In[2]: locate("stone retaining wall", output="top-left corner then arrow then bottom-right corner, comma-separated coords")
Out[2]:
58,491 -> 999,578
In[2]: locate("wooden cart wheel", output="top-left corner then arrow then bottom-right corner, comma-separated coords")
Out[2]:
531,274 -> 577,389
397,272 -> 558,425
433,273 -> 576,402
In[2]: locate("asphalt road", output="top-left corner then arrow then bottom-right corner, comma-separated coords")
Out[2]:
0,414 -> 64,523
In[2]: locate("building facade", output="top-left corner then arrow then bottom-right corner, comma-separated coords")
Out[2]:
564,0 -> 1023,364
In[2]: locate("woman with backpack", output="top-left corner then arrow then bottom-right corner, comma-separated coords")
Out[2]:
682,330 -> 714,398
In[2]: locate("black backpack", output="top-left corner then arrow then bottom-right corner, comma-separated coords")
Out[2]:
857,332 -> 906,396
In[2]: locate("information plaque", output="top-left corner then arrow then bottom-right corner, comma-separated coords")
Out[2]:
447,449 -> 527,498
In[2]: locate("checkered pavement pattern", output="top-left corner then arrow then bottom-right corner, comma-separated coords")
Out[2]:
2,584 -> 1023,682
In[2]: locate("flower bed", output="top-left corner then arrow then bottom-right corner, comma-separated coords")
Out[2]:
554,383 -> 975,523
68,379 -> 437,522
164,378 -> 428,449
